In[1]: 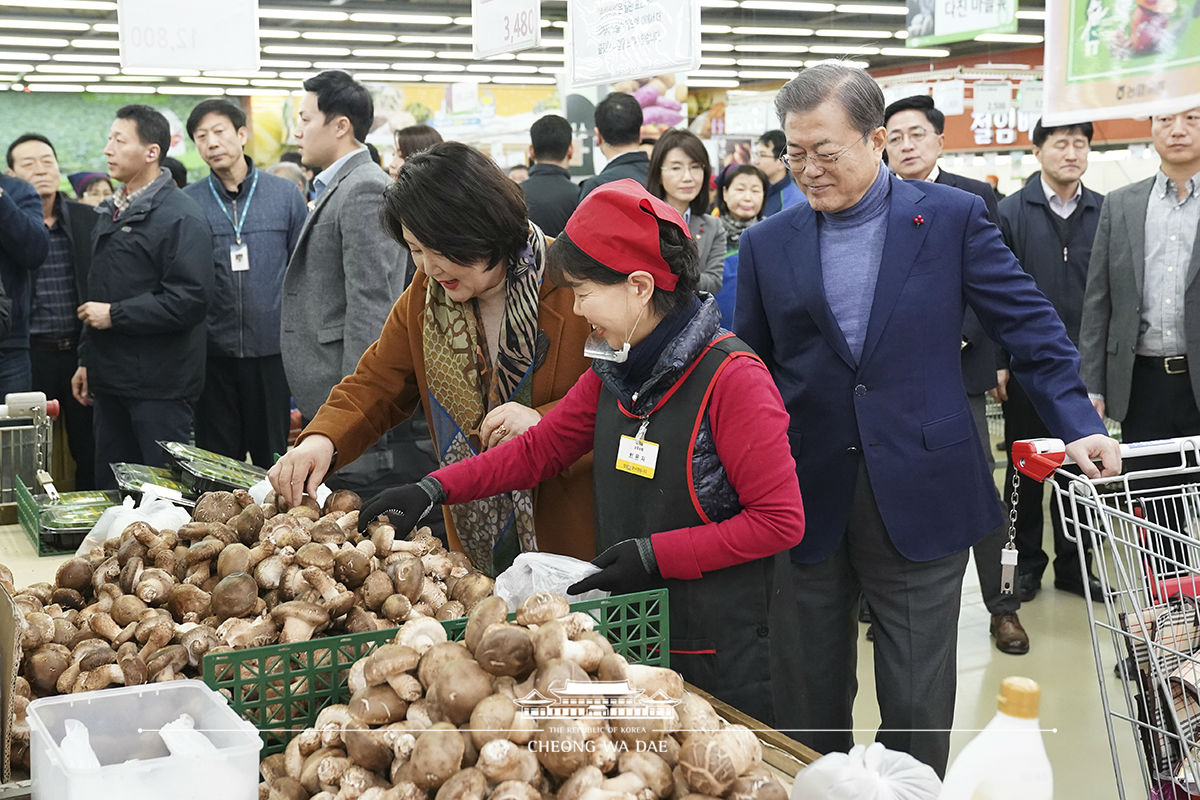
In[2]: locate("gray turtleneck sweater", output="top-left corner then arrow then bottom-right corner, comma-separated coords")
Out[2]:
820,164 -> 891,362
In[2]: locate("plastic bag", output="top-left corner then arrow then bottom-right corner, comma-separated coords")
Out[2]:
790,742 -> 941,800
248,477 -> 331,509
75,493 -> 192,559
494,552 -> 607,610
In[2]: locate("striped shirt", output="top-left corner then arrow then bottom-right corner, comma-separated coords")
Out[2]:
1138,171 -> 1200,357
28,220 -> 78,338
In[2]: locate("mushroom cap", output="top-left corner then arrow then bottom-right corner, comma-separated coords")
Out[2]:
430,658 -> 494,725
55,558 -> 94,593
271,600 -> 331,626
515,591 -> 570,626
167,582 -> 212,622
407,722 -> 465,790
348,684 -> 408,726
395,616 -> 448,656
211,572 -> 259,620
193,491 -> 241,524
380,593 -> 413,622
216,543 -> 253,577
324,489 -> 362,514
726,768 -> 786,800
677,735 -> 741,796
449,573 -> 495,613
418,641 -> 473,690
434,765 -> 488,800
468,693 -> 517,749
334,548 -> 373,589
295,542 -> 336,572
464,595 -> 509,653
475,623 -> 535,677
390,554 -> 426,603
342,725 -> 393,772
145,644 -> 189,676
490,781 -> 542,800
363,643 -> 421,686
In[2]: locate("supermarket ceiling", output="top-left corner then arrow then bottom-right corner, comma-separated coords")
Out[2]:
0,0 -> 1049,95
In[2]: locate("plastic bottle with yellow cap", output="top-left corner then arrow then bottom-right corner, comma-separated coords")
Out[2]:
939,676 -> 1053,799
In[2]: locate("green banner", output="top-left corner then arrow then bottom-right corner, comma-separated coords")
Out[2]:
906,0 -> 1019,47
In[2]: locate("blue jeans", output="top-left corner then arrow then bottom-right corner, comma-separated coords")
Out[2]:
0,348 -> 32,401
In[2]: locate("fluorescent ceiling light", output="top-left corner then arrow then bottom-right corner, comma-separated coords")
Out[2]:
515,53 -> 563,62
0,51 -> 50,60
355,72 -> 422,82
880,47 -> 948,57
552,20 -> 566,28
836,3 -> 907,13
158,85 -> 226,95
54,52 -> 119,62
227,87 -> 294,96
452,16 -> 472,25
538,37 -> 565,46
105,74 -> 164,82
0,19 -> 89,31
91,22 -> 117,33
251,78 -> 303,87
815,28 -> 893,38
203,70 -> 278,78
701,56 -> 737,65
398,34 -> 471,44
0,35 -> 66,47
701,24 -> 732,34
180,76 -> 247,85
259,8 -> 348,22
701,41 -> 735,51
312,61 -> 390,70
483,53 -> 516,61
731,27 -> 814,36
742,1 -> 836,9
490,75 -> 556,84
736,57 -> 805,67
260,29 -> 302,39
893,29 -> 908,38
303,31 -> 396,42
353,49 -> 436,59
976,33 -> 1044,43
87,84 -> 154,93
739,70 -> 797,79
688,69 -> 738,77
689,79 -> 740,88
699,0 -> 739,7
70,38 -> 119,48
121,67 -> 199,76
466,63 -> 538,73
422,74 -> 484,82
264,45 -> 350,56
260,59 -> 311,68
734,43 -> 810,52
806,58 -> 868,67
278,71 -> 317,80
349,12 -> 453,25
0,62 -> 30,71
537,66 -> 565,74
809,44 -> 880,54
1017,10 -> 1046,20
27,82 -> 84,91
391,61 -> 465,71
37,63 -> 118,74
0,0 -> 114,9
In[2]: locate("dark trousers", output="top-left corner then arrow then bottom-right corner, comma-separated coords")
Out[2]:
195,355 -> 291,469
968,392 -> 1018,615
791,460 -> 969,777
31,344 -> 95,489
92,392 -> 193,489
1001,375 -> 1090,582
0,348 -> 31,399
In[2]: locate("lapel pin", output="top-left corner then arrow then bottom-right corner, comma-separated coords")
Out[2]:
913,215 -> 925,227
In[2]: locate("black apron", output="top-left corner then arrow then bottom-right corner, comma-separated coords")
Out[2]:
593,334 -> 802,729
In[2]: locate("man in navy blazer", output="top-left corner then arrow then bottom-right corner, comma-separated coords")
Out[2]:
734,65 -> 1119,774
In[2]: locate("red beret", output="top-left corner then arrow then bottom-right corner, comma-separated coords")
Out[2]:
564,179 -> 691,291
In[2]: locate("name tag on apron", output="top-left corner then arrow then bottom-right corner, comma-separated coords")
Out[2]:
230,242 -> 250,272
616,434 -> 659,479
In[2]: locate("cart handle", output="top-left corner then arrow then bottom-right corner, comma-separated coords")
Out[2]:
1013,436 -> 1200,482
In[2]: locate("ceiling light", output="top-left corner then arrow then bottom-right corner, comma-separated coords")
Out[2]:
699,0 -> 740,7
489,75 -> 556,84
251,78 -> 303,87
105,74 -> 164,82
259,29 -> 302,39
1016,10 -> 1047,20
0,35 -> 66,47
391,61 -> 465,71
302,31 -> 396,42
264,45 -> 350,56
258,8 -> 348,22
91,22 -> 117,33
483,53 -> 516,60
741,1 -> 836,9
880,46 -> 948,57
701,41 -> 735,51
688,69 -> 738,77
688,79 -> 740,88
70,38 -> 119,48
203,70 -> 277,78
731,27 -> 815,36
158,85 -> 226,95
354,72 -> 421,82
54,52 -> 119,62
515,52 -> 563,62
815,28 -> 893,38
24,72 -> 97,81
87,83 -> 154,93
893,29 -> 907,38
835,3 -> 907,13
398,35 -> 472,44
27,82 -> 84,91
976,33 -> 1044,43
537,66 -> 565,74
701,56 -> 737,65
453,16 -> 472,25
260,59 -> 311,68
0,19 -> 89,31
180,76 -> 247,85
738,69 -> 798,79
806,57 -> 868,67
809,44 -> 880,54
734,43 -> 810,52
353,48 -> 436,59
278,71 -> 317,80
736,57 -> 805,67
37,63 -> 118,74
422,74 -> 485,82
0,62 -> 30,71
312,61 -> 390,70
466,63 -> 538,73
0,0 -> 115,9
701,24 -> 732,34
0,51 -> 49,61
551,21 -> 566,28
121,67 -> 199,76
538,37 -> 565,46
348,12 -> 454,25
227,87 -> 294,96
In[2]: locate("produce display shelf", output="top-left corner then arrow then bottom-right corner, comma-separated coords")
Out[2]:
202,588 -> 669,755
684,682 -> 819,779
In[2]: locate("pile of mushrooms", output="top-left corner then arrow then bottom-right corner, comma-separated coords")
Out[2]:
259,591 -> 786,800
4,488 -> 497,773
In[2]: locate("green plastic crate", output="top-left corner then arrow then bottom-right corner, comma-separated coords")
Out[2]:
202,588 -> 669,755
14,477 -> 120,557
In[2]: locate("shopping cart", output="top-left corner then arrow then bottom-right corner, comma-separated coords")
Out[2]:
0,392 -> 58,507
1014,436 -> 1200,799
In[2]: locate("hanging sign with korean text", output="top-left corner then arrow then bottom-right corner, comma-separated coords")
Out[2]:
569,0 -> 701,88
118,0 -> 257,71
906,0 -> 1018,47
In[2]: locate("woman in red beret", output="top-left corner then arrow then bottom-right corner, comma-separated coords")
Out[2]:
361,179 -> 805,728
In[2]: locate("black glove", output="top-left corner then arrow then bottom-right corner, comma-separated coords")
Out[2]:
568,538 -> 659,595
358,476 -> 445,534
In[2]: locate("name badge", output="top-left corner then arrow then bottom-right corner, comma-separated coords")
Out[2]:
230,242 -> 250,272
616,434 -> 658,479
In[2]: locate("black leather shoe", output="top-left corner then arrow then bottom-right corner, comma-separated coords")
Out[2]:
1054,573 -> 1103,601
1016,572 -> 1041,603
990,612 -> 1030,655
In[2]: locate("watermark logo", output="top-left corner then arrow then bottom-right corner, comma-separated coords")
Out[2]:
515,679 -> 679,719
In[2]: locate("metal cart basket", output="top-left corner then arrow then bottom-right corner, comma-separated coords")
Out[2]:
1014,436 -> 1200,799
0,393 -> 56,506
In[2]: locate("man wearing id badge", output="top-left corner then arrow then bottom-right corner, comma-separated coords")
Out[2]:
356,180 -> 807,730
184,99 -> 307,468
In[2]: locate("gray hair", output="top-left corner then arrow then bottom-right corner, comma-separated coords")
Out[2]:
266,161 -> 308,195
774,64 -> 884,137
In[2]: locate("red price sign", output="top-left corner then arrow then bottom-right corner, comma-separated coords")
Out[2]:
473,0 -> 541,58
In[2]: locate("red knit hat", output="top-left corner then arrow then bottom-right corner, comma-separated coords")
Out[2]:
564,179 -> 691,291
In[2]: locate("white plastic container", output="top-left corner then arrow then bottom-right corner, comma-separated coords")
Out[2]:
27,679 -> 262,800
940,676 -> 1053,800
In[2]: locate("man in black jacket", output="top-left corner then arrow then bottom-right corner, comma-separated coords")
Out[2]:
521,115 -> 578,237
0,173 -> 49,398
71,105 -> 213,487
578,92 -> 648,198
996,118 -> 1104,603
7,133 -> 97,488
883,94 -> 1027,655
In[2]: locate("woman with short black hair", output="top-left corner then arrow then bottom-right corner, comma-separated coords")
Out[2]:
713,163 -> 769,324
270,142 -> 595,575
646,129 -> 725,295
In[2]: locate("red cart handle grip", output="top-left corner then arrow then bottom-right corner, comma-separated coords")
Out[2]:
1011,438 -> 1067,482
45,399 -> 59,421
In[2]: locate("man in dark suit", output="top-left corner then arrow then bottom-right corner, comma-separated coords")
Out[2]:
882,95 -> 1027,655
521,115 -> 579,237
735,64 -> 1119,774
578,93 -> 648,198
0,173 -> 49,399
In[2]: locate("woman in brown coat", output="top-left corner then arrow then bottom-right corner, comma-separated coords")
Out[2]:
269,142 -> 594,575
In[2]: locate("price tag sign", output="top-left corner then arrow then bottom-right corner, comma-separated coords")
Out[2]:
473,0 -> 542,59
973,81 -> 1013,116
118,0 -> 258,71
569,0 -> 701,88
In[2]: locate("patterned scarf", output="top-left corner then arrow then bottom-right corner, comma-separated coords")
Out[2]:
720,214 -> 757,249
422,224 -> 547,576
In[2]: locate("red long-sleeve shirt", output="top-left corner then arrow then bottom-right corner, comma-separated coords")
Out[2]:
433,357 -> 805,580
